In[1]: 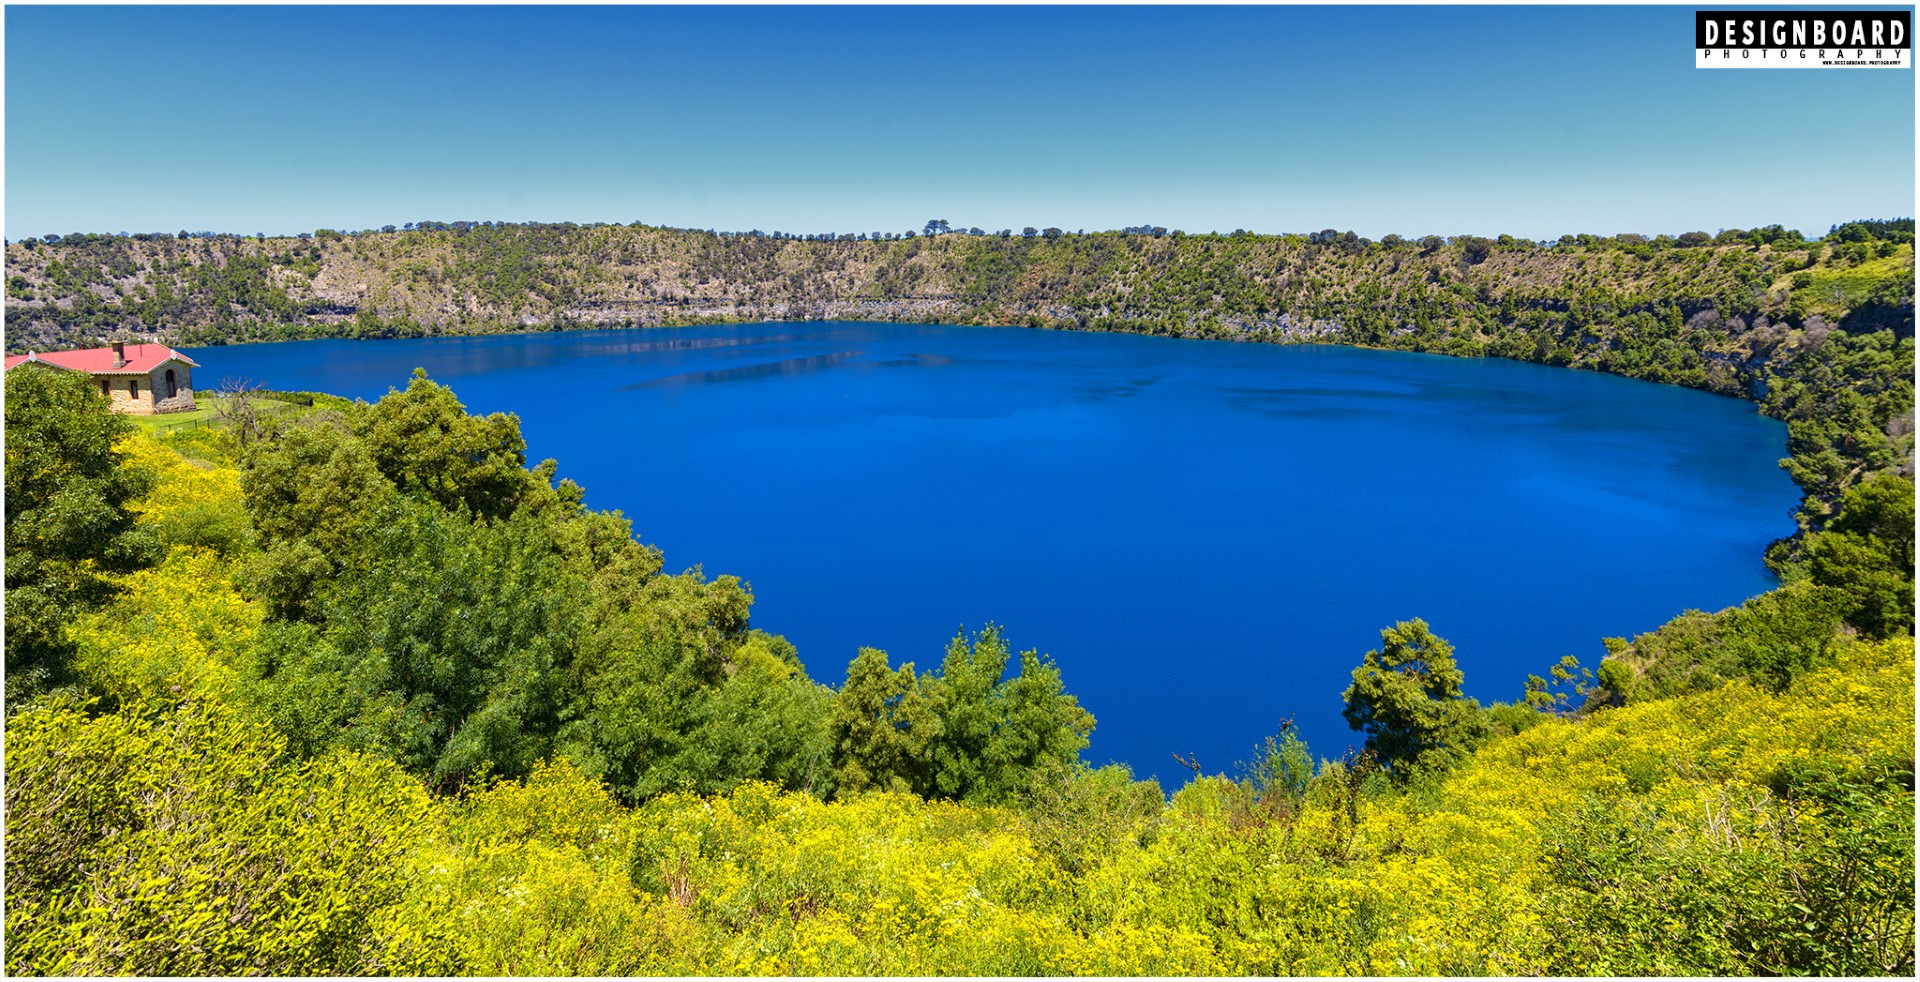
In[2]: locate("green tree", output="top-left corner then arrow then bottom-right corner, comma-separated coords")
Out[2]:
978,644 -> 1094,804
675,633 -> 838,799
557,628 -> 712,800
1243,720 -> 1315,809
1341,618 -> 1487,775
354,369 -> 531,521
1804,474 -> 1915,638
316,497 -> 584,788
1718,583 -> 1853,690
1594,657 -> 1637,704
835,627 -> 1095,804
4,364 -> 159,701
559,610 -> 834,802
831,646 -> 938,796
925,626 -> 1013,799
240,419 -> 394,620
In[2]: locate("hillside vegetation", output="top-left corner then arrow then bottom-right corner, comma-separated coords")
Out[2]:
8,222 -> 1912,363
3,217 -> 1913,974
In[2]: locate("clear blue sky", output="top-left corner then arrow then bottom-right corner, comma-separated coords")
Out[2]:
5,4 -> 1913,240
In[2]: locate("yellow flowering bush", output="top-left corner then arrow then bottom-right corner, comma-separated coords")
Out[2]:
68,546 -> 259,711
118,433 -> 251,555
4,697 -> 454,976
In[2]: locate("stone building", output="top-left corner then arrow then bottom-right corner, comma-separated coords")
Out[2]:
3,340 -> 200,414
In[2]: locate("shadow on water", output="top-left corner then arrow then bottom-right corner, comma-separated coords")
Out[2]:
874,353 -> 958,369
621,351 -> 862,389
1077,375 -> 1167,402
1221,382 -> 1576,430
590,332 -> 804,357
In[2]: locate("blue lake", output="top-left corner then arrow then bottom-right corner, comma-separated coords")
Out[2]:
187,322 -> 1801,783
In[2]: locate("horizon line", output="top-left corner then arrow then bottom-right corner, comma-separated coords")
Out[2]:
11,216 -> 1914,247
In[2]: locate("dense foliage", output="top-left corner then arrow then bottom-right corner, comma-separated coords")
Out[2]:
3,217 -> 1913,973
832,629 -> 1093,803
3,365 -> 158,702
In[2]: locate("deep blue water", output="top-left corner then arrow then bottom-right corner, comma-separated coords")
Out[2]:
187,322 -> 1800,783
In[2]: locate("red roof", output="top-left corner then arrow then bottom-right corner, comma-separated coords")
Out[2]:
4,343 -> 199,375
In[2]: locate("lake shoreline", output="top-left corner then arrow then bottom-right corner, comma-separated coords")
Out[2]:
184,322 -> 1803,777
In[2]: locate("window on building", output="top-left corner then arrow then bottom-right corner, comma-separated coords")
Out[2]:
130,380 -> 139,399
165,369 -> 177,398
99,379 -> 110,397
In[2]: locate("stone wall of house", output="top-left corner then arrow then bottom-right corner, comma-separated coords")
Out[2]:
102,375 -> 155,414
150,364 -> 195,414
97,363 -> 195,415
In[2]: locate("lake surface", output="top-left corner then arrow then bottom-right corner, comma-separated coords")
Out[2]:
188,322 -> 1800,782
